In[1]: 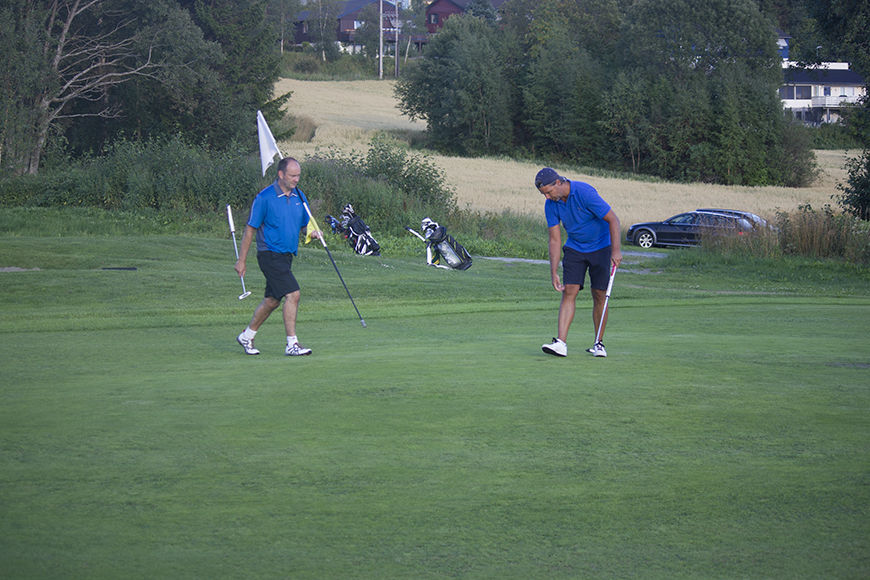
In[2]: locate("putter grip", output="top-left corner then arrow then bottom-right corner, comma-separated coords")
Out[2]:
226,204 -> 235,233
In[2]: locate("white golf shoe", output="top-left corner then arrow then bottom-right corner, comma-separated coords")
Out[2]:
285,342 -> 312,356
586,342 -> 607,357
542,338 -> 567,357
237,333 -> 260,355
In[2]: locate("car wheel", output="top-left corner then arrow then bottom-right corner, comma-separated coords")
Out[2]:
635,229 -> 655,248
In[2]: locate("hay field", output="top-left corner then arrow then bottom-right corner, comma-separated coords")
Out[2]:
276,78 -> 849,227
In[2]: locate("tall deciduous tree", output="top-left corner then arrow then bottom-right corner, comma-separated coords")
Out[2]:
395,15 -> 512,155
306,0 -> 342,62
616,0 -> 796,185
3,0 -> 244,175
266,0 -> 303,54
522,24 -> 608,163
8,0 -> 193,174
1,1 -> 50,174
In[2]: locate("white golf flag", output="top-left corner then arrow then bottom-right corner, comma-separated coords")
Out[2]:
257,110 -> 282,176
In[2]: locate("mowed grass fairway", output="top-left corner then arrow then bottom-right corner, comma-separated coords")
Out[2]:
1,237 -> 869,579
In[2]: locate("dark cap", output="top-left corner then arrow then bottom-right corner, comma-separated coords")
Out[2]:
535,167 -> 564,188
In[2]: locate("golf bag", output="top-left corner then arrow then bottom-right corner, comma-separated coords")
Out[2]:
326,204 -> 381,256
420,217 -> 473,270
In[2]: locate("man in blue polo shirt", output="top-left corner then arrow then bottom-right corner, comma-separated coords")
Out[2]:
234,157 -> 321,356
536,167 -> 622,358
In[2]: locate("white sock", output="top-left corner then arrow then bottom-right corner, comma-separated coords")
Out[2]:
287,335 -> 298,346
242,327 -> 256,340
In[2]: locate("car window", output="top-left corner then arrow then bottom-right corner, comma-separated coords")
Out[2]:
669,213 -> 695,224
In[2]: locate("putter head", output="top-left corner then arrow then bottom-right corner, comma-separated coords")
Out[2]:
239,291 -> 252,300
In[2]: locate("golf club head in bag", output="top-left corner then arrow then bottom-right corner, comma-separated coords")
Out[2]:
419,218 -> 472,270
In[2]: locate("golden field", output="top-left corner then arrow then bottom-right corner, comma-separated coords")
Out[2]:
275,78 -> 851,227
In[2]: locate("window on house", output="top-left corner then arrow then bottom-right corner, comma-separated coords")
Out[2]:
429,14 -> 439,24
779,86 -> 794,99
795,86 -> 812,99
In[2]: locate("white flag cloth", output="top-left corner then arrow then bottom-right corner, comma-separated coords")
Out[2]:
257,110 -> 282,176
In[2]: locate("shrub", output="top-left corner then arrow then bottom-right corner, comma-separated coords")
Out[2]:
302,134 -> 459,237
0,135 -> 266,212
835,149 -> 870,220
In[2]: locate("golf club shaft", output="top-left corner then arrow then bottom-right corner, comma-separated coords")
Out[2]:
405,226 -> 426,241
228,205 -> 250,298
594,264 -> 617,345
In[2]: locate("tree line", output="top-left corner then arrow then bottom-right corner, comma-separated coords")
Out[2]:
2,0 -> 867,212
396,0 -> 868,188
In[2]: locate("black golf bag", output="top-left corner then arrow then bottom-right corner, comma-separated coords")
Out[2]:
421,217 -> 472,270
326,204 -> 381,256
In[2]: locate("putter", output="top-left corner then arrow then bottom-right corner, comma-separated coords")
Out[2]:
226,204 -> 252,300
594,263 -> 617,345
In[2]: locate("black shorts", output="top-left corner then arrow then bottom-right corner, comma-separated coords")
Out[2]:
562,245 -> 611,290
257,251 -> 300,299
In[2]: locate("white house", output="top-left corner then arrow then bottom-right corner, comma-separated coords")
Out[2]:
780,61 -> 866,124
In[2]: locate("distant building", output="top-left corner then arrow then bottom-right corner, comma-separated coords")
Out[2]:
781,61 -> 866,125
424,0 -> 507,34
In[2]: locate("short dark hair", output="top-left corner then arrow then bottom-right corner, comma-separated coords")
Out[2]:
277,157 -> 299,173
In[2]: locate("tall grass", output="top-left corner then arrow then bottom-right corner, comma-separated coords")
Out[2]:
697,204 -> 870,265
777,204 -> 870,264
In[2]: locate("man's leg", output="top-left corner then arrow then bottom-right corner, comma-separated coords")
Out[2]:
282,290 -> 301,337
248,296 -> 281,331
557,284 -> 581,342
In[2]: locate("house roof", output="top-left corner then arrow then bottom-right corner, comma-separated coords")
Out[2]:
785,67 -> 866,86
296,0 -> 396,22
428,0 -> 508,9
338,0 -> 396,19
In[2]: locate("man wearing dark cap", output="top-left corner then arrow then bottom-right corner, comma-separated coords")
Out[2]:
536,167 -> 622,357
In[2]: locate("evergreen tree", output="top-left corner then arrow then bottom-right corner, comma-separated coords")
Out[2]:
465,0 -> 498,24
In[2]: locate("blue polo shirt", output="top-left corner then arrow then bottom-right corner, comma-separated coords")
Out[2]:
247,181 -> 310,254
544,180 -> 612,253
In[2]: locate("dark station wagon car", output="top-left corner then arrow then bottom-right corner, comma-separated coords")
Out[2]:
626,210 -> 756,248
